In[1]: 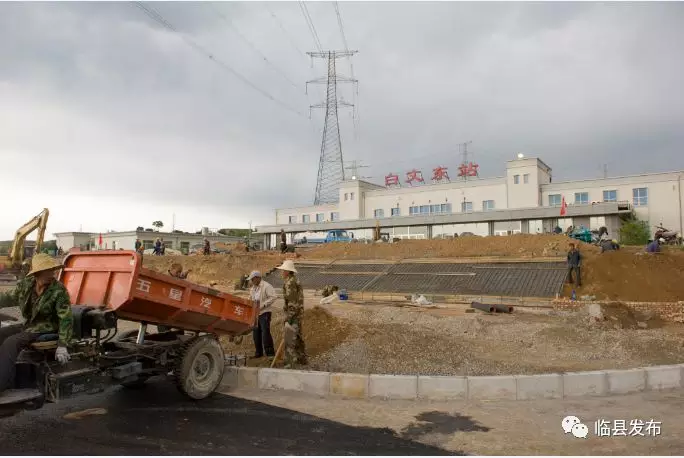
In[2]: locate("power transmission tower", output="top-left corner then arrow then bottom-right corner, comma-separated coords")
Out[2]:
307,50 -> 358,205
345,160 -> 370,180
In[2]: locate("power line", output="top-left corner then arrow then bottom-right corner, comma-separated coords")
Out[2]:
208,4 -> 301,91
132,2 -> 305,118
263,3 -> 308,62
332,2 -> 358,136
299,1 -> 322,52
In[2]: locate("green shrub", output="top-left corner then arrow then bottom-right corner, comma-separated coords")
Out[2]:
619,220 -> 650,245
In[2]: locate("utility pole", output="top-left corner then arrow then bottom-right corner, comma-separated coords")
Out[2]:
459,140 -> 474,181
307,50 -> 358,205
603,164 -> 608,179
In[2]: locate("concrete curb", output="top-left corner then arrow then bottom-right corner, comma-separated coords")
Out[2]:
218,364 -> 684,401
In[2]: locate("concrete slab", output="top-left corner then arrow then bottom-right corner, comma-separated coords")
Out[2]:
516,374 -> 562,400
606,368 -> 646,395
417,376 -> 467,400
467,376 -> 517,401
258,369 -> 330,396
645,365 -> 682,391
562,371 -> 607,397
330,373 -> 369,398
369,374 -> 418,400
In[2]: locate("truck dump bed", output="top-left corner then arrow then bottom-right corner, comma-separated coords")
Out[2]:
60,251 -> 256,336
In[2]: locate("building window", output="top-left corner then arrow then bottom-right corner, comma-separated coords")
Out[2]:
373,209 -> 384,218
442,203 -> 452,213
523,174 -> 529,184
461,201 -> 473,212
330,212 -> 339,221
548,194 -> 562,206
575,192 -> 589,204
344,193 -> 348,201
316,213 -> 324,223
302,215 -> 310,223
288,216 -> 296,224
143,240 -> 154,250
350,192 -> 355,200
482,200 -> 495,211
513,175 -> 520,184
603,190 -> 617,202
633,187 -> 648,207
409,204 -> 451,215
391,207 -> 400,217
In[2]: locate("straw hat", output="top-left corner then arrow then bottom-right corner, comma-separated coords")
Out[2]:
275,260 -> 297,273
27,253 -> 63,277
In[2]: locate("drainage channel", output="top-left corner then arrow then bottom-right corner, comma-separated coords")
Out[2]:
264,261 -> 568,298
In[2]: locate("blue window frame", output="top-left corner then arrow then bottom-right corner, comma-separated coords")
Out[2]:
633,188 -> 648,206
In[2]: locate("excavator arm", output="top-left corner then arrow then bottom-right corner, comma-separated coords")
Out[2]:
8,208 -> 49,269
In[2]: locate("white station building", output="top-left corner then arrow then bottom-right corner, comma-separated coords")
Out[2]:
255,156 -> 684,247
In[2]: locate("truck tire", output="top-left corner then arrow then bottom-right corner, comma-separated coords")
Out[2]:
174,335 -> 225,400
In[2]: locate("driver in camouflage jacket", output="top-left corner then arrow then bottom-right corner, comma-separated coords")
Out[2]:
0,254 -> 73,392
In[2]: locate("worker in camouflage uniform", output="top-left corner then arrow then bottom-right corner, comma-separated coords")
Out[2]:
276,260 -> 306,368
0,254 -> 73,393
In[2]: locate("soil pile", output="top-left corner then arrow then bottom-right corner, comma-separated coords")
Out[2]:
562,248 -> 684,302
574,302 -> 664,330
302,234 -> 591,260
143,252 -> 285,290
220,306 -> 351,364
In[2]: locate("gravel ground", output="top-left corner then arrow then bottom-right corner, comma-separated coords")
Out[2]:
307,301 -> 684,376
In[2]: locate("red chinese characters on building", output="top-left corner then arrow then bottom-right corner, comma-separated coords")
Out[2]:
405,169 -> 425,186
457,162 -> 479,177
384,173 -> 400,187
432,166 -> 450,182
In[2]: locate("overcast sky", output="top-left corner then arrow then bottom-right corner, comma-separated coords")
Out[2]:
1,1 -> 683,240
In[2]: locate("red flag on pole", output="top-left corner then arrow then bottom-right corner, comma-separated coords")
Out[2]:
560,196 -> 567,216
98,233 -> 103,247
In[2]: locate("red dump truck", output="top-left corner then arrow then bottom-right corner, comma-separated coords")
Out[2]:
0,250 -> 257,416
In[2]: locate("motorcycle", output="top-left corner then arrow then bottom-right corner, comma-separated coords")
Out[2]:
654,225 -> 683,245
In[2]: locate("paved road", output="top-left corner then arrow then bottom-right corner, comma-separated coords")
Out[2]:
0,380 -> 459,455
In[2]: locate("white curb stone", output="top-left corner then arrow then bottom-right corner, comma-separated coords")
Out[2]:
562,370 -> 607,397
606,368 -> 646,394
645,365 -> 683,390
467,375 -> 517,400
417,376 -> 467,400
369,374 -> 418,400
258,368 -> 330,396
330,373 -> 369,398
237,367 -> 259,389
516,374 -> 562,400
219,366 -> 239,390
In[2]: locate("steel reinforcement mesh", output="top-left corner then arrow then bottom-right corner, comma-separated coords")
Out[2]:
263,262 -> 568,298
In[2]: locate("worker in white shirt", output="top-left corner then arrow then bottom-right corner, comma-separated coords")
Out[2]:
248,270 -> 277,358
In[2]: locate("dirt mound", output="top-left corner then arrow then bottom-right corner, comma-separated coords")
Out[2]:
142,252 -> 285,290
578,302 -> 664,330
220,306 -> 352,363
302,234 -> 594,260
562,248 -> 684,302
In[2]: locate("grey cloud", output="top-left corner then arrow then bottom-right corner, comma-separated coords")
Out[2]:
1,1 -> 683,237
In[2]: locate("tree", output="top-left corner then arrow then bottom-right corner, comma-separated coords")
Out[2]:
136,226 -> 144,231
152,221 -> 164,231
619,219 -> 650,246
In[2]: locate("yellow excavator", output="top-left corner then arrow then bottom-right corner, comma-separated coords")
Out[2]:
0,208 -> 50,281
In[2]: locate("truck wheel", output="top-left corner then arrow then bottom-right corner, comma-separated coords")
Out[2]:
174,335 -> 225,400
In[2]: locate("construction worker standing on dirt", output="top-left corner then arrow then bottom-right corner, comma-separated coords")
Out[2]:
247,271 -> 276,359
276,260 -> 307,368
279,229 -> 287,254
567,242 -> 582,287
0,254 -> 73,393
